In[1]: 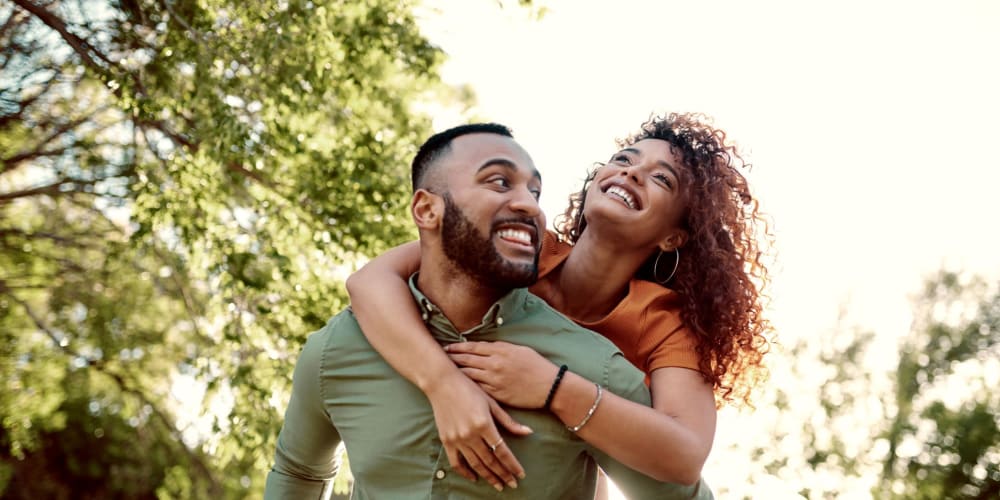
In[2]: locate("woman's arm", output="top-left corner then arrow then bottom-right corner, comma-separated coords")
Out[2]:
554,366 -> 715,485
345,243 -> 529,490
445,341 -> 716,485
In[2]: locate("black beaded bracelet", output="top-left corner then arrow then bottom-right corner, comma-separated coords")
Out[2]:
543,364 -> 569,411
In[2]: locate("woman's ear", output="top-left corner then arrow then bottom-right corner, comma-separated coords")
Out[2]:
411,189 -> 443,230
658,229 -> 688,252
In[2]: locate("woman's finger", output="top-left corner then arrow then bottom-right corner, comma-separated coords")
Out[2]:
459,366 -> 491,384
489,398 -> 532,436
488,438 -> 523,488
464,444 -> 507,492
471,435 -> 520,490
447,447 -> 477,483
444,341 -> 494,355
448,352 -> 490,369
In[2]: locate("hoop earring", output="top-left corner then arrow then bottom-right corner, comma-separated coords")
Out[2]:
653,248 -> 680,285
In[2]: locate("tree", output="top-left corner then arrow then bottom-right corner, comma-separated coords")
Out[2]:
1,0 -> 468,496
740,271 -> 1000,499
878,271 -> 1000,498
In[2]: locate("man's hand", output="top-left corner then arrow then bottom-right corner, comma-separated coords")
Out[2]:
424,370 -> 532,491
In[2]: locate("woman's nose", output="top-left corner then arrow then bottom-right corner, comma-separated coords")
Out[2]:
618,165 -> 643,184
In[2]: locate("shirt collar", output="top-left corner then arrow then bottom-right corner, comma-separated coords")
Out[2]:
407,273 -> 531,343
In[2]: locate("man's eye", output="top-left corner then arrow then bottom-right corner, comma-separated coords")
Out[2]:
489,177 -> 510,188
530,189 -> 542,200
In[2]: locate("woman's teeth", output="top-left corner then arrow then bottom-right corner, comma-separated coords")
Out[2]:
606,186 -> 636,209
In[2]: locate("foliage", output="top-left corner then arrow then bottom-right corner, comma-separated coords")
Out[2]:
879,271 -> 1000,499
746,271 -> 1000,499
0,0 -> 486,496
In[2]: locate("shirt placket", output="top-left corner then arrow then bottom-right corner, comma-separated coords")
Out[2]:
429,441 -> 457,500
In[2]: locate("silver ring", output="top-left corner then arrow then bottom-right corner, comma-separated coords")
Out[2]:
489,438 -> 504,453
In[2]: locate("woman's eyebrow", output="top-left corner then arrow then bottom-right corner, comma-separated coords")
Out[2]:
621,147 -> 679,179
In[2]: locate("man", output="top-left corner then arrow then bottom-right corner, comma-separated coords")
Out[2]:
264,124 -> 711,499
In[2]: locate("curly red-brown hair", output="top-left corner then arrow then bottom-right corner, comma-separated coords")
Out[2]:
554,112 -> 773,407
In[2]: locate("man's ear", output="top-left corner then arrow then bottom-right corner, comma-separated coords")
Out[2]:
658,229 -> 688,252
411,189 -> 443,230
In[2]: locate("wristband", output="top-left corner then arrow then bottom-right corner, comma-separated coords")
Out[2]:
543,364 -> 568,411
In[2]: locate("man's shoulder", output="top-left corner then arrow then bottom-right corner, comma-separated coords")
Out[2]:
316,307 -> 361,332
521,292 -> 614,346
517,292 -> 645,386
303,308 -> 364,349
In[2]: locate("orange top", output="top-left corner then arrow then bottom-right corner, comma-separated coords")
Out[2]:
528,230 -> 702,376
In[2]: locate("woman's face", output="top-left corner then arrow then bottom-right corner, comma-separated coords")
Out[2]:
583,138 -> 689,251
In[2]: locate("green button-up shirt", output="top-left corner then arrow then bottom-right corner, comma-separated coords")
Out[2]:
264,276 -> 712,499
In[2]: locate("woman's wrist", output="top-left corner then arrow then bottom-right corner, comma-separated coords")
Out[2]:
548,372 -> 594,424
416,356 -> 467,395
543,364 -> 568,410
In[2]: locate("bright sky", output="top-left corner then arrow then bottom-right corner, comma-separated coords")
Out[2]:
418,0 -> 1000,497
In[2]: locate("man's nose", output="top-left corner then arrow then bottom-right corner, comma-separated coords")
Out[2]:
509,186 -> 541,217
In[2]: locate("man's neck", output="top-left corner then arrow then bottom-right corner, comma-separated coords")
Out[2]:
416,256 -> 506,332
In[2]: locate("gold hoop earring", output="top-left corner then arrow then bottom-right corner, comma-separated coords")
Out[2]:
653,248 -> 680,285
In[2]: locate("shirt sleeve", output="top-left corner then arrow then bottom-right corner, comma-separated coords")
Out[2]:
592,353 -> 714,500
264,324 -> 343,500
641,301 -> 702,374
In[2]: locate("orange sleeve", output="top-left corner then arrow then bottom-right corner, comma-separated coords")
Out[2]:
536,229 -> 570,279
642,313 -> 701,374
636,284 -> 702,374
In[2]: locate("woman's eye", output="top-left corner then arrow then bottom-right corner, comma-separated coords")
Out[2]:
654,174 -> 673,188
611,154 -> 631,164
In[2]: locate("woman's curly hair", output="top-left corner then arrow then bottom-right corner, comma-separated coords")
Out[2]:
554,112 -> 773,407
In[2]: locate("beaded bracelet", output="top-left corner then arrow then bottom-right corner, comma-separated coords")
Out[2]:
567,384 -> 603,433
543,364 -> 569,411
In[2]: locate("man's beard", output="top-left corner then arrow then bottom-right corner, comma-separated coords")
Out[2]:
441,192 -> 539,290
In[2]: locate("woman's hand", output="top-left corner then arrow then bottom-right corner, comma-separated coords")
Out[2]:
444,341 -> 561,409
424,369 -> 531,490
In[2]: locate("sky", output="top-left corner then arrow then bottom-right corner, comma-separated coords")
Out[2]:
416,0 -> 1000,497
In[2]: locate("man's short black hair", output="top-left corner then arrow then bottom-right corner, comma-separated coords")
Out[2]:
411,123 -> 513,191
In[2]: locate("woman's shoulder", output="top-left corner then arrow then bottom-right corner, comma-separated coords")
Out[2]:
627,278 -> 683,311
626,280 -> 702,373
537,229 -> 571,279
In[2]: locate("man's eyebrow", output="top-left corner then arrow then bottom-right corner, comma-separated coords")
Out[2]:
621,147 -> 679,179
477,158 -> 542,182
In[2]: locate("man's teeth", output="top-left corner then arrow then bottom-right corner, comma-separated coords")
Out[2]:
497,229 -> 532,245
606,186 -> 636,209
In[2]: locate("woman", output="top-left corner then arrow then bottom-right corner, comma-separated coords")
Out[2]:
346,112 -> 772,491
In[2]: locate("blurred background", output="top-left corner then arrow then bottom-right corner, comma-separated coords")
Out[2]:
1,0 -> 997,498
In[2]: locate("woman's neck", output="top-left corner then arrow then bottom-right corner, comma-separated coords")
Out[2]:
546,230 -> 649,323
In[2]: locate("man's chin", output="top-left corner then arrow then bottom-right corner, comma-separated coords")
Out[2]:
490,263 -> 538,290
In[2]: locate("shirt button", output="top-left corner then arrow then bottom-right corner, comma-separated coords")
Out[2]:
497,317 -> 504,326
435,469 -> 446,479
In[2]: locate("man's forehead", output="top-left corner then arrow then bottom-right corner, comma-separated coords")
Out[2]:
448,134 -> 537,174
451,132 -> 519,154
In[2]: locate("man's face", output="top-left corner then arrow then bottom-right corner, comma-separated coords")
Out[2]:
436,133 -> 544,289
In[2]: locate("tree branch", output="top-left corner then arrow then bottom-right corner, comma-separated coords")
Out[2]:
0,227 -> 102,248
0,178 -> 100,204
11,0 -> 114,72
6,291 -> 86,359
2,105 -> 113,174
